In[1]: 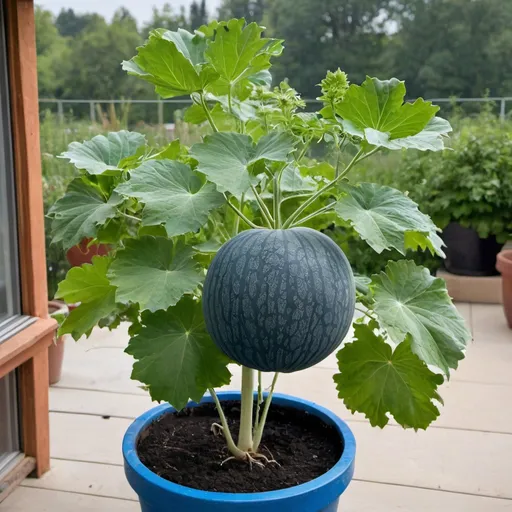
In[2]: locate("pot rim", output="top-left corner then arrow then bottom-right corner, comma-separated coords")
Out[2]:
123,391 -> 356,504
48,300 -> 69,317
497,250 -> 512,274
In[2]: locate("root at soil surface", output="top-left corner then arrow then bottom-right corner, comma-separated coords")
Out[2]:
210,422 -> 224,436
220,451 -> 280,469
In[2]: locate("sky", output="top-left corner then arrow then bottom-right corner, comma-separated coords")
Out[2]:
37,0 -> 223,24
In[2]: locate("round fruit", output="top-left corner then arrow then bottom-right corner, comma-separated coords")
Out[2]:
202,227 -> 355,372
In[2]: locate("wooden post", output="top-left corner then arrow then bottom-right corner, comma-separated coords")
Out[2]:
18,339 -> 52,476
3,0 -> 55,479
6,0 -> 48,319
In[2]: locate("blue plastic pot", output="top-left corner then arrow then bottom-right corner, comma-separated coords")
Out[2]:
123,392 -> 356,512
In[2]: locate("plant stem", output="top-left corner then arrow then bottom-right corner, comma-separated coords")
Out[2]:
250,184 -> 273,228
199,94 -> 219,133
227,85 -> 233,114
296,136 -> 314,163
290,204 -> 334,227
237,366 -> 254,452
255,371 -> 263,429
335,136 -> 348,178
232,194 -> 244,236
273,167 -> 284,228
355,281 -> 370,295
252,372 -> 279,452
279,192 -> 315,205
282,148 -> 365,229
209,388 -> 247,459
224,195 -> 259,229
118,211 -> 140,222
355,306 -> 375,320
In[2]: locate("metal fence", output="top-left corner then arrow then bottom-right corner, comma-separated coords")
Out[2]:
39,97 -> 512,125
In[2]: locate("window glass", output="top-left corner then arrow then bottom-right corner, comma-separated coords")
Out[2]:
0,371 -> 20,475
0,0 -> 21,327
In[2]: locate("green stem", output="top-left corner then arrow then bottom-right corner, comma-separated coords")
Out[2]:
250,184 -> 273,228
227,85 -> 233,114
273,167 -> 284,228
279,192 -> 315,205
296,136 -> 314,162
255,371 -> 263,429
199,94 -> 219,133
118,211 -> 140,222
232,194 -> 244,236
225,195 -> 259,229
282,148 -> 365,229
355,280 -> 370,295
335,136 -> 348,179
238,366 -> 254,452
355,306 -> 375,320
252,372 -> 279,452
290,204 -> 334,227
209,388 -> 247,459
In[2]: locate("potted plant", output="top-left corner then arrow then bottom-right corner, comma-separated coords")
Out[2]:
497,249 -> 512,328
48,19 -> 471,511
390,113 -> 512,276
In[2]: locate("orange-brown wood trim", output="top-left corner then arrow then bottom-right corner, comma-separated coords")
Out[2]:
6,0 -> 48,318
19,344 -> 51,476
0,318 -> 56,379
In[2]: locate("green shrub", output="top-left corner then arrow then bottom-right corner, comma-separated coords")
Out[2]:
360,112 -> 512,243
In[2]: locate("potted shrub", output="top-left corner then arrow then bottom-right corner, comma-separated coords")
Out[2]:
391,113 -> 512,276
48,19 -> 471,511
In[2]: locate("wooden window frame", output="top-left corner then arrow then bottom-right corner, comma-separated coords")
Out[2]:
0,0 -> 56,497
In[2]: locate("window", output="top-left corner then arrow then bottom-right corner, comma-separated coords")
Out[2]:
0,0 -> 25,344
0,371 -> 20,477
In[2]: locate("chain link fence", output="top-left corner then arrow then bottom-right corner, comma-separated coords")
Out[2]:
39,97 -> 512,127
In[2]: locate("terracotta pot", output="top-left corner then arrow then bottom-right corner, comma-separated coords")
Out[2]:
48,300 -> 69,385
496,250 -> 512,329
66,238 -> 110,267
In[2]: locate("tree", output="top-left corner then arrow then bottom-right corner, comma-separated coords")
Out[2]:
263,0 -> 394,96
142,3 -> 188,38
218,0 -> 265,23
55,8 -> 104,37
190,0 -> 208,30
389,0 -> 512,98
35,7 -> 71,98
62,9 -> 144,99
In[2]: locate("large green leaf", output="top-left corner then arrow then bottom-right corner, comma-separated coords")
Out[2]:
122,30 -> 215,98
336,77 -> 445,149
204,19 -> 283,93
125,297 -> 231,410
365,118 -> 452,151
334,322 -> 443,429
48,178 -> 123,250
157,28 -> 208,66
334,183 -> 445,257
55,256 -> 117,340
60,131 -> 145,175
371,260 -> 471,376
280,164 -> 317,193
115,160 -> 224,237
190,131 -> 295,195
108,237 -> 203,312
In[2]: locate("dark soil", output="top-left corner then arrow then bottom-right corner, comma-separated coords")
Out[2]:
137,401 -> 343,493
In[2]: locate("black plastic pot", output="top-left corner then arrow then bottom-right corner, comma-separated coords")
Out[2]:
442,223 -> 503,277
